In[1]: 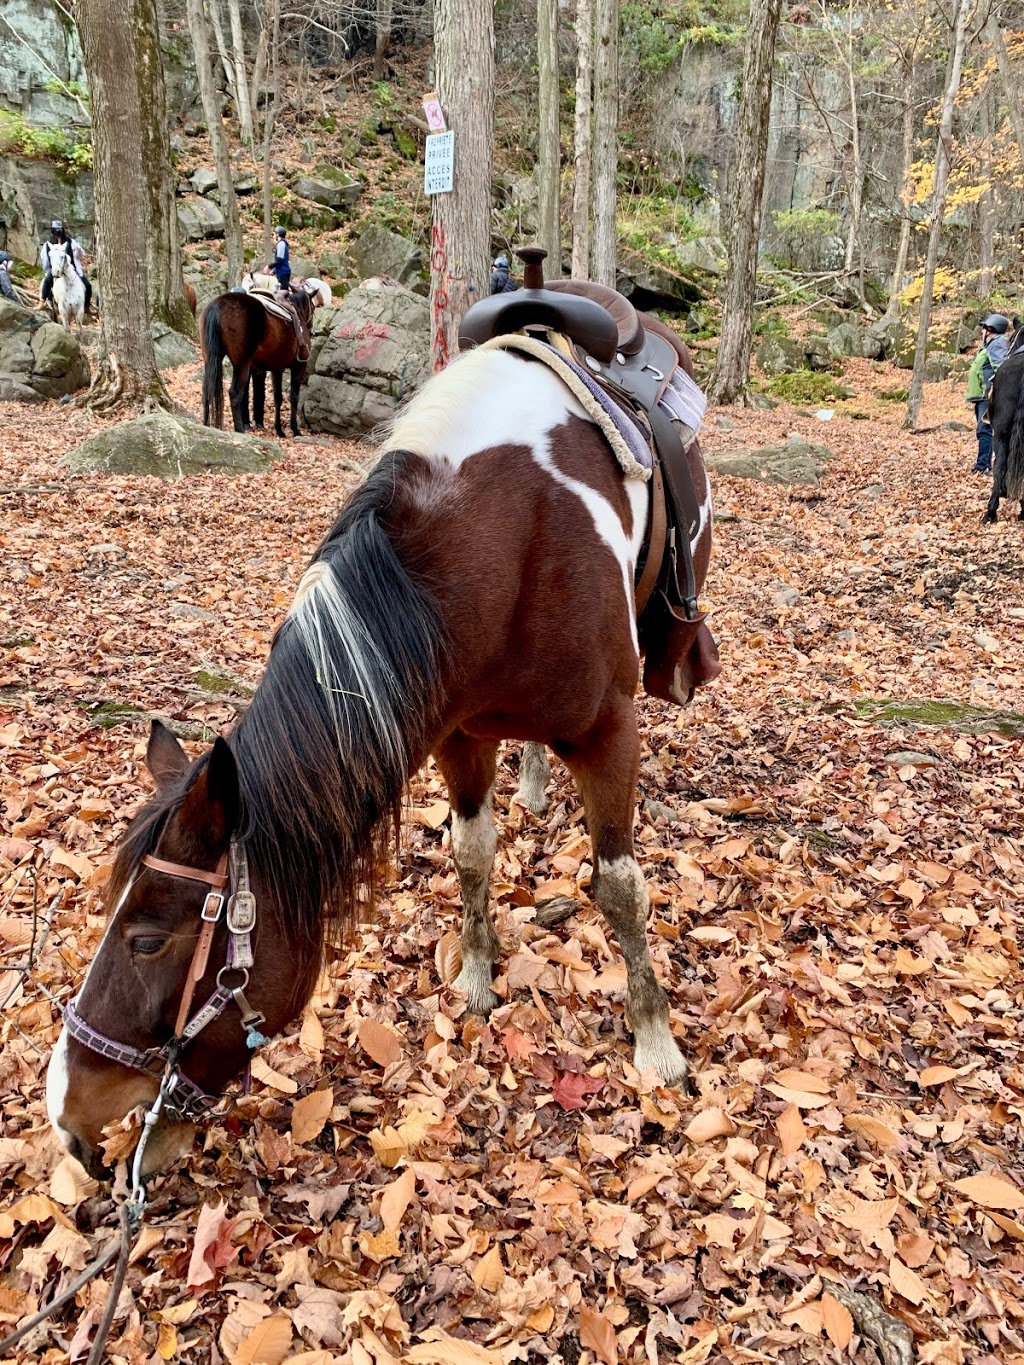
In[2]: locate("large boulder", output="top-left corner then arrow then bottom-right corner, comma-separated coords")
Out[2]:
0,299 -> 88,399
866,315 -> 916,366
704,440 -> 831,487
0,155 -> 94,262
190,167 -> 219,196
349,225 -> 425,291
151,322 -> 198,370
673,237 -> 724,276
616,257 -> 702,313
63,413 -> 285,478
756,335 -> 805,376
177,197 -> 225,242
301,283 -> 430,438
294,167 -> 362,209
827,322 -> 883,360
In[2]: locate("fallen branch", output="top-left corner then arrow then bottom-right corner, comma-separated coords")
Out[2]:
825,1284 -> 914,1365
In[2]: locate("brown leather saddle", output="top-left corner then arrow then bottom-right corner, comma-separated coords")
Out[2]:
459,245 -> 703,636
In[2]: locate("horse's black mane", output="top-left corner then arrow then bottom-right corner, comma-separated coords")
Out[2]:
110,451 -> 448,948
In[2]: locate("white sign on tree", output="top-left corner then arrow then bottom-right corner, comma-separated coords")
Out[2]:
424,131 -> 455,196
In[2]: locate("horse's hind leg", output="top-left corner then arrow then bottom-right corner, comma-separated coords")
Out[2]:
229,360 -> 252,432
252,367 -> 266,429
272,369 -> 286,438
289,364 -> 301,437
514,742 -> 550,815
556,699 -> 687,1086
435,730 -> 500,1015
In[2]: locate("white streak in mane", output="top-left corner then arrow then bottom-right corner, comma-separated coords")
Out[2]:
287,560 -> 406,767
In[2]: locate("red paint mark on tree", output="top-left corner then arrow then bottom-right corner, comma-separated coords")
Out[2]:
430,222 -> 450,372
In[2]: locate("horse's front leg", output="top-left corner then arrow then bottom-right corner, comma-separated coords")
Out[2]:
272,369 -> 286,439
514,742 -> 551,815
557,697 -> 688,1086
435,730 -> 501,1015
252,367 -> 266,430
984,443 -> 1005,524
289,363 -> 302,437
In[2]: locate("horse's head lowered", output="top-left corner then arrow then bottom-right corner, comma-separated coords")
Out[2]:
47,722 -> 320,1178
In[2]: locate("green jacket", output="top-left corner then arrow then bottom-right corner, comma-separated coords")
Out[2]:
966,337 -> 1010,401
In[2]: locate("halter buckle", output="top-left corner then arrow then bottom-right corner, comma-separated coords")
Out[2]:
227,889 -> 257,934
201,891 -> 224,923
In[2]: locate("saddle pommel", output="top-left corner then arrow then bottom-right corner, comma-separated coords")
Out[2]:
516,245 -> 548,291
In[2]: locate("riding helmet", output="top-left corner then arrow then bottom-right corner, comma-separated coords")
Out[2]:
981,313 -> 1009,333
50,219 -> 63,232
493,253 -> 509,268
274,225 -> 287,237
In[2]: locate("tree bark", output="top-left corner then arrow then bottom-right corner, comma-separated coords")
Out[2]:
978,83 -> 995,297
905,0 -> 972,429
572,0 -> 594,279
227,0 -> 255,146
429,0 -> 494,369
261,0 -> 281,260
135,0 -> 192,335
841,0 -> 865,303
707,0 -> 783,406
76,0 -> 169,411
187,0 -> 244,285
537,0 -> 561,271
986,15 -> 1024,169
592,0 -> 618,287
374,0 -> 393,78
885,51 -> 917,318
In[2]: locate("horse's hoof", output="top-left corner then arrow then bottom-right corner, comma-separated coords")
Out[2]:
982,513 -> 997,525
452,964 -> 499,1016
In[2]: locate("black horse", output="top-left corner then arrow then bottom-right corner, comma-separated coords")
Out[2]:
983,348 -> 1024,524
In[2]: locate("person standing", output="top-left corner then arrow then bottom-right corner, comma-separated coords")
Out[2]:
39,220 -> 93,317
266,226 -> 291,291
489,253 -> 519,295
965,313 -> 1010,474
0,251 -> 15,302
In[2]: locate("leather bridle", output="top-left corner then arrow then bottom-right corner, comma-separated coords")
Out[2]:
62,840 -> 267,1127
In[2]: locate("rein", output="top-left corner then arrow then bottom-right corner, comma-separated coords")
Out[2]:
62,840 -> 268,1182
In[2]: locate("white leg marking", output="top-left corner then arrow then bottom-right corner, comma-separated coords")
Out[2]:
451,789 -> 500,1014
46,1029 -> 75,1152
450,789 -> 497,875
513,742 -> 551,816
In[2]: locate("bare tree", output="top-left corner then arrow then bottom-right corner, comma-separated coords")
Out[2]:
707,0 -> 784,406
978,84 -> 995,296
187,0 -> 245,284
208,0 -> 255,146
375,0 -> 393,76
76,0 -> 168,410
572,0 -> 593,279
429,0 -> 494,368
591,0 -> 618,287
261,0 -> 282,259
986,13 -> 1024,165
537,0 -> 561,270
905,0 -> 973,429
885,45 -> 920,317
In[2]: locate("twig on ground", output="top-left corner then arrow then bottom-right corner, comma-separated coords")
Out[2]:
825,1283 -> 914,1365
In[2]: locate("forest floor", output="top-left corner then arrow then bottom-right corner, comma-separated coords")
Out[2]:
0,350 -> 1023,1365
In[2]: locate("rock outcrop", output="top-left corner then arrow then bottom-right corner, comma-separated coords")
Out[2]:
349,226 -> 426,291
301,283 -> 430,437
0,299 -> 89,400
63,412 -> 285,477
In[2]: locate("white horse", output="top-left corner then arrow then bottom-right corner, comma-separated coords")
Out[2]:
241,271 -> 332,307
49,243 -> 86,336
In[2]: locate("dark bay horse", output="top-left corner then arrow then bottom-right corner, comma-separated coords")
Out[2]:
47,343 -> 716,1178
983,347 -> 1024,523
201,285 -> 317,438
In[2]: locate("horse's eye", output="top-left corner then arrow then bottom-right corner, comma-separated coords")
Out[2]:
131,936 -> 168,957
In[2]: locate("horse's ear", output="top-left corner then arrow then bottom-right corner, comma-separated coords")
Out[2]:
181,737 -> 239,850
147,720 -> 189,790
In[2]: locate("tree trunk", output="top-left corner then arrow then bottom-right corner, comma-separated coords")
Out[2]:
537,0 -> 561,271
986,15 -> 1024,168
571,0 -> 593,279
76,0 -> 169,411
885,51 -> 916,318
135,0 -> 192,335
592,0 -> 618,287
374,0 -> 393,78
978,84 -> 995,297
707,0 -> 783,406
227,0 -> 254,146
187,0 -> 244,285
261,0 -> 281,260
429,0 -> 494,370
842,2 -> 865,303
905,0 -> 972,429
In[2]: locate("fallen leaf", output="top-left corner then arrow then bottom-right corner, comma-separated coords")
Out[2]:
552,1071 -> 605,1111
821,1292 -> 853,1349
579,1304 -> 618,1365
919,1065 -> 960,1087
471,1243 -> 504,1292
291,1087 -> 333,1145
684,1107 -> 736,1143
50,1155 -> 99,1206
412,799 -> 450,830
187,1200 -> 237,1290
250,1055 -> 299,1094
358,1017 -> 403,1068
844,1113 -> 903,1151
951,1174 -> 1024,1211
380,1167 -> 416,1234
889,1256 -> 928,1305
405,1328 -> 505,1363
777,1103 -> 807,1156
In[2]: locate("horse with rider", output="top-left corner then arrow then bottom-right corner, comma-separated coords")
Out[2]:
39,220 -> 92,321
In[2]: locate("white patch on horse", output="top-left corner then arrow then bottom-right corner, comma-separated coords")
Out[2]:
691,484 -> 713,553
287,560 -> 406,767
384,349 -> 588,470
451,788 -> 500,1014
450,787 -> 497,874
46,1028 -> 74,1151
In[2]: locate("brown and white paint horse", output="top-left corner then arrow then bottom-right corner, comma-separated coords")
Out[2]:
48,344 -> 715,1176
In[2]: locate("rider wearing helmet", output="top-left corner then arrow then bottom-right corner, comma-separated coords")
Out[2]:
39,220 -> 93,318
266,226 -> 291,292
965,313 -> 1010,475
490,252 -> 518,295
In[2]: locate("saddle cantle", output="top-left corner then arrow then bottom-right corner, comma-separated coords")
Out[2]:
458,246 -> 716,705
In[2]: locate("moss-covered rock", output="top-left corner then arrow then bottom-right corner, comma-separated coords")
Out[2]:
704,441 -> 832,487
63,413 -> 285,478
853,698 -> 1024,737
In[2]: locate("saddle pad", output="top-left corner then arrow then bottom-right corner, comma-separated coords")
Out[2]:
250,290 -> 295,325
479,334 -> 653,480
